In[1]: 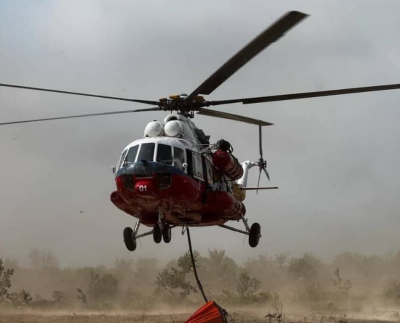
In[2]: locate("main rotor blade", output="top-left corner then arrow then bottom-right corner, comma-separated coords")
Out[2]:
0,108 -> 160,126
209,83 -> 400,106
0,83 -> 159,105
186,11 -> 308,100
197,108 -> 273,126
133,107 -> 162,112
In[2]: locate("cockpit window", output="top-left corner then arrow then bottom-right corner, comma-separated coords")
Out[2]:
137,143 -> 155,162
156,144 -> 173,165
117,149 -> 128,169
124,145 -> 139,165
173,147 -> 185,169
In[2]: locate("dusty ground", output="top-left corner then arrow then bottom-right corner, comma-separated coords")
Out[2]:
0,310 -> 399,323
0,311 -> 263,323
0,312 -> 188,323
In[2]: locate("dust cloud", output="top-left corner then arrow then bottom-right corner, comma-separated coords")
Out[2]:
1,248 -> 400,322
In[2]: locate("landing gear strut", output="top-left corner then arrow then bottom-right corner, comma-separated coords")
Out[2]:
218,215 -> 261,248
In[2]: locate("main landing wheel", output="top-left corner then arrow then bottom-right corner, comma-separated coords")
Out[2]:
153,224 -> 162,244
249,223 -> 261,248
162,224 -> 172,243
123,227 -> 137,251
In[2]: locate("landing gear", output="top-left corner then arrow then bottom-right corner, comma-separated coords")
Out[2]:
123,227 -> 137,251
153,224 -> 162,243
162,224 -> 172,243
153,208 -> 164,243
240,214 -> 261,248
153,224 -> 172,244
123,219 -> 153,252
122,210 -> 175,250
249,222 -> 261,248
152,208 -> 172,243
218,215 -> 262,248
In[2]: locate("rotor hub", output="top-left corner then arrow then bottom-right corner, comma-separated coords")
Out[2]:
158,94 -> 208,114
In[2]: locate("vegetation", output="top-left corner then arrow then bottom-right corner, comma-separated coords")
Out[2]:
1,249 -> 400,313
0,258 -> 14,301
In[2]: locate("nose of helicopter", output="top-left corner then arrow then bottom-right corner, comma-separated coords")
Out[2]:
116,175 -> 156,196
115,162 -> 173,197
134,178 -> 154,195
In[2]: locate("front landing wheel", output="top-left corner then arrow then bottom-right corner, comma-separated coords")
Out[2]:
123,227 -> 137,251
153,224 -> 162,244
249,223 -> 261,248
162,224 -> 172,243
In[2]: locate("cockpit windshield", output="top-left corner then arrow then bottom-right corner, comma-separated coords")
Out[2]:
124,145 -> 139,165
156,144 -> 173,165
137,143 -> 155,162
173,147 -> 185,169
117,149 -> 128,169
119,143 -> 180,168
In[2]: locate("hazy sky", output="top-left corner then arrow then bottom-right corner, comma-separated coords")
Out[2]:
1,0 -> 400,267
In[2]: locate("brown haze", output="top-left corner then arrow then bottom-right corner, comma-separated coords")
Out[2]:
1,0 -> 400,322
1,250 -> 400,322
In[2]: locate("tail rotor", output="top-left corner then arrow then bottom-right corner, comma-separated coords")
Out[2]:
257,125 -> 270,192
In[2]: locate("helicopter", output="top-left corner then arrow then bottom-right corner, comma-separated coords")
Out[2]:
1,11 -> 400,251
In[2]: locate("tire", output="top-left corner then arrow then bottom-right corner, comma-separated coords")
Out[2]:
162,224 -> 172,243
123,227 -> 136,251
153,224 -> 162,244
249,223 -> 261,248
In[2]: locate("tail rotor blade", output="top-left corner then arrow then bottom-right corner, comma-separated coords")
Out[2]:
257,169 -> 262,194
263,167 -> 270,181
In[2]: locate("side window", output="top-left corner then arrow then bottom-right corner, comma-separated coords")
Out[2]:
186,149 -> 193,176
157,144 -> 173,165
124,145 -> 139,165
173,147 -> 185,169
201,155 -> 208,182
137,143 -> 155,161
192,152 -> 204,181
205,159 -> 214,184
